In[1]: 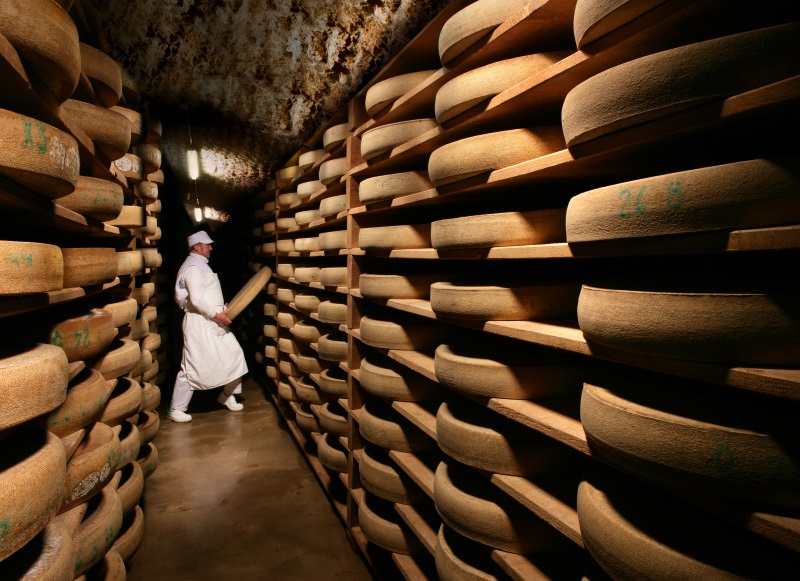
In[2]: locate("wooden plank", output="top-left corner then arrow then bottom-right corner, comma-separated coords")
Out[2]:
386,350 -> 438,383
389,243 -> 574,260
392,401 -> 438,441
0,277 -> 121,318
392,553 -> 434,581
492,552 -> 554,581
487,398 -> 587,455
389,451 -> 435,500
395,503 -> 439,555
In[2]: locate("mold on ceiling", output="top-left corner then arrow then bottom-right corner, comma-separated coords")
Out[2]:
79,0 -> 450,215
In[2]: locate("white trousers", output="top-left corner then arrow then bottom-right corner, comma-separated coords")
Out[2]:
169,369 -> 243,412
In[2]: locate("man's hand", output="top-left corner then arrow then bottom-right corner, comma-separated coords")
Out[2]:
212,310 -> 232,326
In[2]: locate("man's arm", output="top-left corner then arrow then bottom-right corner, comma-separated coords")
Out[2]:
184,267 -> 231,326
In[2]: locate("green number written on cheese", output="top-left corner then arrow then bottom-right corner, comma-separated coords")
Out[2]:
20,116 -> 48,154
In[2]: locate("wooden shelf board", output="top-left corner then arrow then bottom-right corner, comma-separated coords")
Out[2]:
0,277 -> 121,318
391,401 -> 438,442
492,551 -> 568,581
350,485 -> 364,506
487,398 -> 587,455
389,451 -> 435,500
392,553 -> 435,581
387,243 -> 573,260
394,503 -> 438,556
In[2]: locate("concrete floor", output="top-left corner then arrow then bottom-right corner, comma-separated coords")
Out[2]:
127,378 -> 374,581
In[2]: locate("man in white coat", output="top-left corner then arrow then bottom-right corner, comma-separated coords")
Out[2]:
167,231 -> 249,422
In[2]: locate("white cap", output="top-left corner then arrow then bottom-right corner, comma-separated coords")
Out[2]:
187,231 -> 214,247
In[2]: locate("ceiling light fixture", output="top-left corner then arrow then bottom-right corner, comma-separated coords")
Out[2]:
187,149 -> 200,180
194,207 -> 202,222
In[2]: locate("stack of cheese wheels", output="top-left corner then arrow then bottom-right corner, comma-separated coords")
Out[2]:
317,298 -> 347,325
319,157 -> 347,185
360,355 -> 440,402
297,179 -> 323,199
434,461 -> 566,554
359,171 -> 434,204
319,194 -> 347,217
359,399 -> 432,452
317,432 -> 349,472
319,230 -> 347,251
359,223 -> 431,250
434,341 -> 581,399
428,126 -> 564,187
437,399 -> 582,476
322,123 -> 351,152
358,492 -> 425,555
432,208 -> 567,249
430,280 -> 581,320
360,273 -> 440,300
566,157 -> 800,250
0,109 -> 80,197
298,148 -> 325,171
61,100 -> 130,160
435,524 -> 508,581
61,247 -> 118,288
562,23 -> 800,150
581,374 -> 800,507
56,176 -> 124,221
110,106 -> 145,145
318,402 -> 348,437
360,314 -> 447,351
79,42 -> 123,106
361,119 -> 439,161
435,52 -> 569,124
365,70 -> 437,117
577,284 -> 800,365
438,0 -> 530,66
360,444 -> 425,504
578,465 -> 797,580
0,241 -> 64,295
0,0 -> 80,103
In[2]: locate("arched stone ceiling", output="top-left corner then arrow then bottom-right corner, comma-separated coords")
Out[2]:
79,0 -> 450,215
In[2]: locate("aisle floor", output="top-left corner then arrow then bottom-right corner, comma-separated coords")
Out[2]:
128,377 -> 374,581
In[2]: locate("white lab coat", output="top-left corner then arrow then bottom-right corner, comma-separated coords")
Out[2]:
175,253 -> 248,390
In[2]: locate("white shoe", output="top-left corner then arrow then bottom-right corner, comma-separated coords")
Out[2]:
218,394 -> 243,411
167,409 -> 192,422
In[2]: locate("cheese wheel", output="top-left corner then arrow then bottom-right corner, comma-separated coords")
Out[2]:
142,332 -> 161,353
278,192 -> 299,207
61,248 -> 117,288
434,461 -> 564,554
276,288 -> 295,303
295,208 -> 321,225
430,281 -> 581,320
145,115 -> 163,144
360,315 -> 446,351
295,294 -> 320,314
92,339 -> 140,379
360,171 -> 433,204
319,194 -> 347,218
318,402 -> 348,437
318,333 -> 348,361
62,422 -> 121,512
573,0 -> 669,48
46,367 -> 107,437
278,337 -> 301,354
227,266 -> 273,320
262,242 -> 276,253
115,250 -> 145,277
319,230 -> 347,251
294,266 -> 321,283
359,399 -> 432,452
577,466 -> 794,580
109,107 -> 144,145
294,236 -> 320,252
79,43 -> 123,107
434,342 -> 581,400
429,126 -> 564,187
439,0 -> 529,65
116,462 -> 144,516
98,377 -> 143,427
360,273 -> 439,300
1,343 -> 68,432
433,208 -> 567,249
277,217 -> 298,230
322,123 -> 350,152
438,399 -> 581,477
298,148 -> 326,171
0,428 -> 66,561
263,302 -> 278,317
319,266 -> 347,287
113,153 -> 144,183
317,300 -> 347,324
139,382 -> 161,412
147,169 -> 165,184
318,367 -> 348,398
296,352 -> 327,374
112,505 -> 144,562
140,215 -> 158,237
436,53 -> 568,123
359,224 -> 431,250
56,176 -> 124,221
566,157 -> 800,246
361,119 -> 439,161
293,321 -> 322,343
278,380 -> 298,402
263,221 -> 277,234
0,241 -> 63,295
360,356 -> 440,402
141,248 -> 160,269
562,24 -> 800,148
106,206 -> 146,229
0,109 -> 80,197
318,157 -> 347,185
277,311 -> 299,328
0,521 -> 73,581
277,165 -> 301,183
49,308 -> 115,362
61,100 -> 130,161
0,0 -> 80,102
265,364 -> 279,379
435,525 -> 505,581
358,492 -> 425,555
292,402 -> 322,433
131,410 -> 159,446
276,239 -> 295,252
135,143 -> 161,174
365,70 -> 437,117
137,441 -> 158,478
65,485 -> 123,576
263,324 -> 278,338
97,297 -> 138,328
360,444 -> 424,504
297,180 -> 324,199
264,343 -> 279,360
581,379 -> 800,507
317,432 -> 349,473
578,285 -> 800,365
